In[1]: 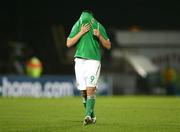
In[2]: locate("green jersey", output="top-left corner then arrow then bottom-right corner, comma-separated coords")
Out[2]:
67,12 -> 110,61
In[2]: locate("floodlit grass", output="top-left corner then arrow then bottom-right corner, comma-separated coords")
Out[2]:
0,96 -> 180,132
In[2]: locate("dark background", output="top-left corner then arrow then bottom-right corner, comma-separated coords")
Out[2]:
0,0 -> 180,75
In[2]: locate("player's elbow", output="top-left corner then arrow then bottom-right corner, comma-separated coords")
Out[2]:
66,43 -> 71,48
66,39 -> 72,48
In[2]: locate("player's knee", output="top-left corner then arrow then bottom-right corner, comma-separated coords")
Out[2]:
86,87 -> 96,96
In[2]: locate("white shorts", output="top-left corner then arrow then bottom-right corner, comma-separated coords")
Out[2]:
74,58 -> 101,90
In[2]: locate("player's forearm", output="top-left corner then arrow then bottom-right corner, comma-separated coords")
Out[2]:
99,35 -> 111,50
66,32 -> 83,48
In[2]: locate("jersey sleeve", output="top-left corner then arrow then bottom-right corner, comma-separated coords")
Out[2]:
67,20 -> 80,39
99,23 -> 110,41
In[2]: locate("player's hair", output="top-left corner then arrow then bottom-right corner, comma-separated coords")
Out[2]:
82,10 -> 94,16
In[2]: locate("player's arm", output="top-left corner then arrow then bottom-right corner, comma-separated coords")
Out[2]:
93,29 -> 111,50
66,24 -> 91,48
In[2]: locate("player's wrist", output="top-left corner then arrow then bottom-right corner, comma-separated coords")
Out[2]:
79,31 -> 84,36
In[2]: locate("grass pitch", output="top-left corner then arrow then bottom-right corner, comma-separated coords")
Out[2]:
0,96 -> 180,132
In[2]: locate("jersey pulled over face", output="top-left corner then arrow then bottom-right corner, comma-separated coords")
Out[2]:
68,11 -> 110,61
80,12 -> 93,25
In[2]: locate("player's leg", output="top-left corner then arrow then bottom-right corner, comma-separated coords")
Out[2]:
83,87 -> 96,125
80,90 -> 87,108
81,89 -> 96,125
83,59 -> 100,125
86,87 -> 96,116
80,90 -> 95,115
81,92 -> 96,125
85,87 -> 96,122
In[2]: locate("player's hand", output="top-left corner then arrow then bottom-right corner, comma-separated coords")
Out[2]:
93,29 -> 100,38
80,24 -> 91,35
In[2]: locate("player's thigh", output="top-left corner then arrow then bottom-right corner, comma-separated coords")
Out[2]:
74,58 -> 86,90
75,58 -> 84,79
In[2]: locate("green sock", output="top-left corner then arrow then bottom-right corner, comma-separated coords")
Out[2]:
86,95 -> 96,117
82,97 -> 95,117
